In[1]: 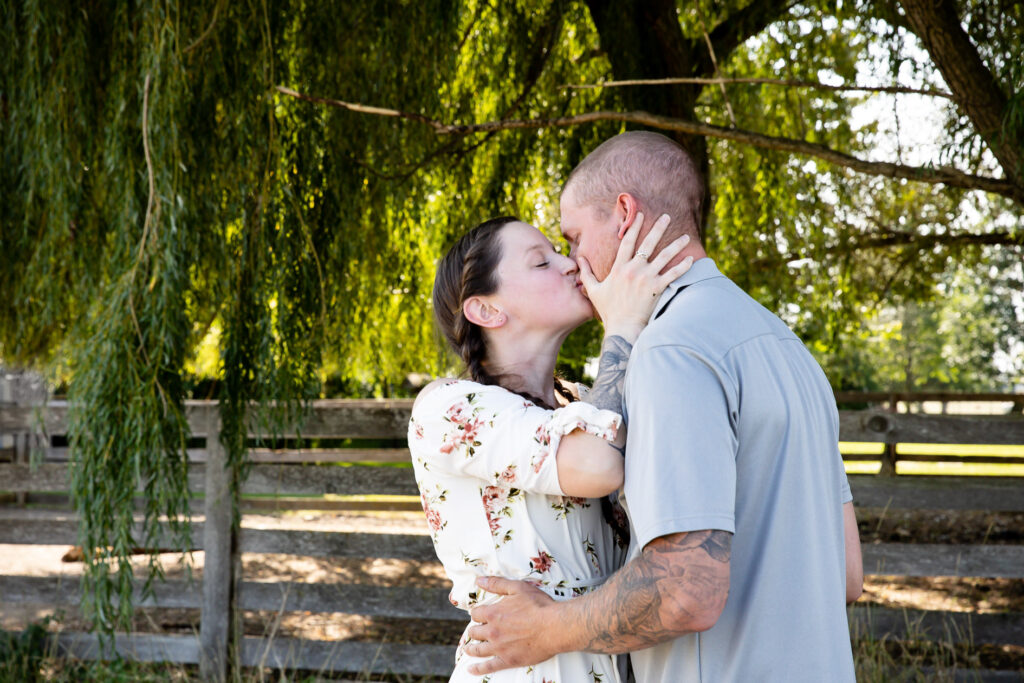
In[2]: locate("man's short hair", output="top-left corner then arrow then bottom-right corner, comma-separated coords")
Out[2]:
564,131 -> 705,242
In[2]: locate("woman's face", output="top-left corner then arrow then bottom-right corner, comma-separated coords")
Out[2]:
492,221 -> 594,334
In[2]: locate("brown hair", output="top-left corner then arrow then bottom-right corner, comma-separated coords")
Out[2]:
564,131 -> 706,243
432,217 -> 574,409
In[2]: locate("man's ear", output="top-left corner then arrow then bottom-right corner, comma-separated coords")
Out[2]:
463,296 -> 506,328
615,193 -> 641,239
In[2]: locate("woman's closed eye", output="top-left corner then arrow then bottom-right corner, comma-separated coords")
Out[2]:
535,261 -> 549,268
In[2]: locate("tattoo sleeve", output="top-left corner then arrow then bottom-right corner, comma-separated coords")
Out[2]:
562,530 -> 732,654
586,335 -> 633,413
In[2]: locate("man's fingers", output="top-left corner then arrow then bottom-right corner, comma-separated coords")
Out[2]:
476,575 -> 530,596
469,604 -> 492,626
636,213 -> 671,259
467,656 -> 507,676
462,636 -> 494,658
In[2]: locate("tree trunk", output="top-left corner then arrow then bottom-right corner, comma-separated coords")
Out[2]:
899,0 -> 1023,190
583,0 -> 793,231
584,0 -> 710,221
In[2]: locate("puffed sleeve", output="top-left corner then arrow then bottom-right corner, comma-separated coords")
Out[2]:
407,380 -> 621,496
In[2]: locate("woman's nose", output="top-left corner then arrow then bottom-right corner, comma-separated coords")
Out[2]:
560,255 -> 578,275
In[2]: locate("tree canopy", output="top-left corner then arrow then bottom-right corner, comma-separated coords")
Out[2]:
2,0 -> 1021,631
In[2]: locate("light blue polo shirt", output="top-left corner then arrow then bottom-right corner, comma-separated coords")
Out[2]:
620,258 -> 854,682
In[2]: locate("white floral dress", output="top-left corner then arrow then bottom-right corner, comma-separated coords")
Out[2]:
408,380 -> 627,683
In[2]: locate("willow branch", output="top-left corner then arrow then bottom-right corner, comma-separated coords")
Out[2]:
275,85 -> 1020,201
757,229 -> 1024,269
696,5 -> 737,127
273,85 -> 439,126
138,73 -> 157,263
183,0 -> 222,54
561,77 -> 954,99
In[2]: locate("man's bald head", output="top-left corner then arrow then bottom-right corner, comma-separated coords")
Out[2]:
563,131 -> 705,243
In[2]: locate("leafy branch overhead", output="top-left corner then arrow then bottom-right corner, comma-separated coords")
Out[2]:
274,84 -> 1022,203
1,0 -> 1021,642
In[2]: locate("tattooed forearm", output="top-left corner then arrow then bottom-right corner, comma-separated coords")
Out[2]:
587,335 -> 633,413
562,530 -> 732,654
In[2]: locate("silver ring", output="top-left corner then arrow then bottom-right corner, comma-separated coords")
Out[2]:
635,251 -> 650,261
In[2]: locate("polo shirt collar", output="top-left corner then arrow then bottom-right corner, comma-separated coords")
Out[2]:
649,257 -> 723,323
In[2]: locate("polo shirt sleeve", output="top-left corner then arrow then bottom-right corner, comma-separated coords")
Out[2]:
623,343 -> 739,551
833,405 -> 853,504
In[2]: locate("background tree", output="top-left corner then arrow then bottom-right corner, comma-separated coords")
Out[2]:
1,0 -> 1020,636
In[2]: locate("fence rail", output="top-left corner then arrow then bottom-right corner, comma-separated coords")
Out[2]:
2,395 -> 1023,679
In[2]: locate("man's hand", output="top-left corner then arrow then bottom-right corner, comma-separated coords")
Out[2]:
463,576 -> 562,675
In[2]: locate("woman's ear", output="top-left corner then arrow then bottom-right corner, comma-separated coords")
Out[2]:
463,297 -> 506,328
615,193 -> 641,239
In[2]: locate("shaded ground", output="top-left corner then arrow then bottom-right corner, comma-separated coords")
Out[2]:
3,508 -> 1023,674
857,508 -> 1024,546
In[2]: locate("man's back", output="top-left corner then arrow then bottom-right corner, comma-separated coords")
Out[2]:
621,258 -> 855,682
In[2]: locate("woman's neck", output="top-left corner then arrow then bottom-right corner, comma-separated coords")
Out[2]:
483,330 -> 565,405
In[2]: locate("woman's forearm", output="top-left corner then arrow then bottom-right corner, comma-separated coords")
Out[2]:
586,334 -> 633,415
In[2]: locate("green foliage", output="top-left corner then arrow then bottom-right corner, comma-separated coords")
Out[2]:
1,0 -> 1021,640
0,618 -> 51,683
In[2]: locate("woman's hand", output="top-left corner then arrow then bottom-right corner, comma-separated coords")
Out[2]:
578,212 -> 694,342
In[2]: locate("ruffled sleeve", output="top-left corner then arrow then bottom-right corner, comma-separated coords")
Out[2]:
408,380 -> 621,497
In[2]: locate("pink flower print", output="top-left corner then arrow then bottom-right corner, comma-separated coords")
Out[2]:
413,423 -> 424,440
532,449 -> 550,474
499,465 -> 517,484
461,417 -> 483,443
487,513 -> 502,535
530,550 -> 555,574
481,485 -> 508,512
425,506 -> 444,533
445,401 -> 469,424
534,423 -> 551,446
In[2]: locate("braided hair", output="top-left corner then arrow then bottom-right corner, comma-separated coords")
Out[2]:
432,217 -> 575,410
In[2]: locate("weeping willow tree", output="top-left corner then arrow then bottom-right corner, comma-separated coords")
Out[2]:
1,0 -> 1021,636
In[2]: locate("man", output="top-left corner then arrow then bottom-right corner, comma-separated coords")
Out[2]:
462,131 -> 863,681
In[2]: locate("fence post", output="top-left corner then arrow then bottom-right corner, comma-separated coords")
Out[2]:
14,432 -> 27,506
879,393 -> 898,476
200,406 -> 235,681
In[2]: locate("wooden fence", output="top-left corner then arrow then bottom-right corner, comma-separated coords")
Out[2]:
1,395 -> 1023,680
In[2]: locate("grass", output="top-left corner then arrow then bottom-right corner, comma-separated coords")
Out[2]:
840,442 -> 1024,477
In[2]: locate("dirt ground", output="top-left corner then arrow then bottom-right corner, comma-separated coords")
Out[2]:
2,508 -> 1023,669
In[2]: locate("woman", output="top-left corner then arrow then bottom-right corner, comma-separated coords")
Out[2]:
408,212 -> 691,682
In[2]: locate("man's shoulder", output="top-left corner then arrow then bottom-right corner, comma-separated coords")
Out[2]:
640,273 -> 797,357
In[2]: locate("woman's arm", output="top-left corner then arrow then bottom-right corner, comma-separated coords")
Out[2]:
555,335 -> 632,497
557,213 -> 693,497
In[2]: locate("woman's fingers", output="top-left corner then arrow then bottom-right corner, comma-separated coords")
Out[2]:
650,233 -> 690,271
660,255 -> 695,285
635,214 -> 672,260
614,212 -> 644,267
577,255 -> 598,291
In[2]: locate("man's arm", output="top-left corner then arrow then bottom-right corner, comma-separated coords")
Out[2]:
463,529 -> 731,673
844,501 -> 863,603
